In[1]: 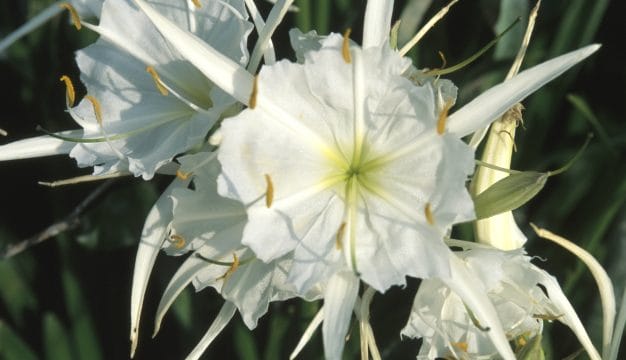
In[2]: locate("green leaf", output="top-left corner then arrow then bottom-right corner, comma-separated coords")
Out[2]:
493,0 -> 528,60
516,333 -> 545,360
234,321 -> 259,360
0,260 -> 38,327
0,320 -> 38,360
566,94 -> 615,155
263,312 -> 290,360
43,313 -> 72,360
473,171 -> 548,219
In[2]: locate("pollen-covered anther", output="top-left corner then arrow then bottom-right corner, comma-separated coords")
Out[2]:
59,75 -> 76,107
146,66 -> 169,96
335,222 -> 346,250
436,99 -> 454,135
342,28 -> 352,64
264,174 -> 274,208
451,341 -> 469,353
84,95 -> 103,126
424,202 -> 435,225
176,169 -> 192,180
191,0 -> 202,8
58,3 -> 82,30
249,75 -> 259,109
217,253 -> 240,281
168,234 -> 186,249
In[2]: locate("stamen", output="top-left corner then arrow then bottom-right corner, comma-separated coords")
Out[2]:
168,234 -> 186,249
436,100 -> 453,135
59,75 -> 75,107
335,222 -> 346,250
58,3 -> 82,30
84,95 -> 103,126
145,66 -> 169,96
249,75 -> 259,109
424,203 -> 435,225
176,169 -> 192,180
217,253 -> 240,281
191,0 -> 202,8
342,28 -> 352,64
264,174 -> 274,208
452,342 -> 468,352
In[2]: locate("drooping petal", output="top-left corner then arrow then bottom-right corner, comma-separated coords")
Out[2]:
447,44 -> 600,137
130,178 -> 188,357
323,271 -> 359,360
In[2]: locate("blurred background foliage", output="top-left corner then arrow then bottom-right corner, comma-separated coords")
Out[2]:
0,0 -> 624,359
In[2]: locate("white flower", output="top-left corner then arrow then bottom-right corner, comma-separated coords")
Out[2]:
67,0 -> 252,179
217,33 -> 473,292
402,241 -> 601,360
130,151 -> 321,358
0,0 -> 253,180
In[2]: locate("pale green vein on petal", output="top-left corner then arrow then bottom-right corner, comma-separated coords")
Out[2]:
133,0 -> 253,105
447,44 -> 601,138
0,131 -> 79,161
185,302 -> 237,360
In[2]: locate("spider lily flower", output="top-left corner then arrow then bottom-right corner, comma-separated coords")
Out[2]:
0,0 -> 253,180
402,241 -> 602,360
130,151 -> 320,358
0,1 -> 102,54
132,0 -> 599,358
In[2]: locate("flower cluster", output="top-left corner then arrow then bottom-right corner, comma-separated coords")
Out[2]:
0,1 -> 614,359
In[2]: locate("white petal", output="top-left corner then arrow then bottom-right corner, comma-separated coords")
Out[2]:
290,305 -> 324,359
0,132 -> 78,161
443,256 -> 516,360
134,0 -> 253,105
153,250 -> 209,337
247,0 -> 292,71
130,179 -> 187,358
539,272 -> 601,360
362,0 -> 394,49
185,301 -> 237,360
323,271 -> 359,360
448,44 -> 601,137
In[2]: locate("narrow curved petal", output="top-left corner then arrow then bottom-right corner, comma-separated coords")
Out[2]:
362,0 -> 394,49
185,302 -> 237,360
130,178 -> 187,358
134,0 -> 254,105
0,3 -> 63,54
0,131 -> 78,161
448,44 -> 601,137
323,272 -> 359,360
153,250 -> 209,337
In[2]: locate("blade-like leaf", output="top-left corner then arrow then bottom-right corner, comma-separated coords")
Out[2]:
474,171 -> 548,219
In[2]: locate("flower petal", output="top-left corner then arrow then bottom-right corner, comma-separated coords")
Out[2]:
323,271 -> 359,360
130,179 -> 187,357
362,0 -> 394,49
185,301 -> 237,360
134,0 -> 254,105
447,44 -> 600,137
0,132 -> 78,161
